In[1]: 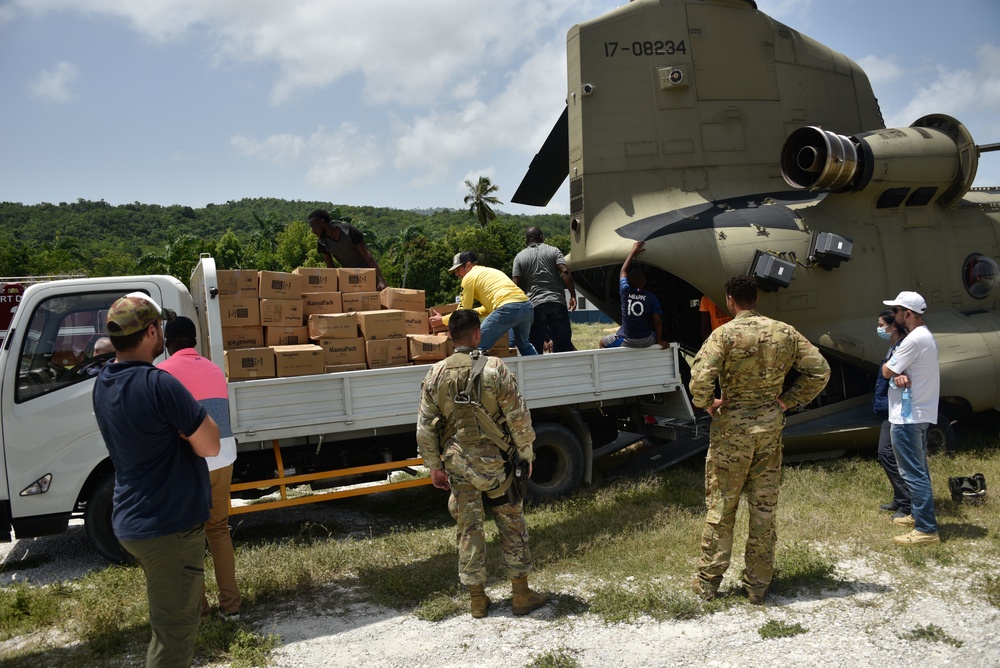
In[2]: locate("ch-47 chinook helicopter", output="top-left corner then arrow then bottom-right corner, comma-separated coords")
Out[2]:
512,0 -> 1000,456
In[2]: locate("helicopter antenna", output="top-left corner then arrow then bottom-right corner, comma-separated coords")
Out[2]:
979,143 -> 1000,154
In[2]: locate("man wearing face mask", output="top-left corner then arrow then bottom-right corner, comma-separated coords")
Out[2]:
872,310 -> 910,522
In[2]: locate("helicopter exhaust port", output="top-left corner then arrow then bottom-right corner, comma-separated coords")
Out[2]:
780,114 -> 979,207
781,127 -> 858,190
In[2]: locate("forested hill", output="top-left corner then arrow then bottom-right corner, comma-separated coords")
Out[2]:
0,198 -> 572,307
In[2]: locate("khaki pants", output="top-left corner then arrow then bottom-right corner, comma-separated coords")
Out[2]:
121,524 -> 205,668
202,464 -> 241,616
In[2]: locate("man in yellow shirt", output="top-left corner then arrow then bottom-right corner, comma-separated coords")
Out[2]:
429,251 -> 538,356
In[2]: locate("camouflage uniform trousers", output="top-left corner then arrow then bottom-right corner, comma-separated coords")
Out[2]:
447,481 -> 532,586
696,405 -> 784,597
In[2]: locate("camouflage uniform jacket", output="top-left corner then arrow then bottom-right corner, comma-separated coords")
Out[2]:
417,348 -> 535,482
690,310 -> 830,412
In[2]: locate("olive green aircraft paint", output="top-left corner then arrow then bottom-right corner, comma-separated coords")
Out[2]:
514,0 -> 1000,451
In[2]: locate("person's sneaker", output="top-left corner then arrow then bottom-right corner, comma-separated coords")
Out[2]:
217,610 -> 241,622
747,592 -> 766,605
892,513 -> 915,526
892,530 -> 940,546
879,502 -> 899,512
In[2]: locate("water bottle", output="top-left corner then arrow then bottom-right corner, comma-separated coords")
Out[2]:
901,387 -> 912,418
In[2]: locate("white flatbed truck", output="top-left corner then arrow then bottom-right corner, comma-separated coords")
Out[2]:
0,257 -> 693,562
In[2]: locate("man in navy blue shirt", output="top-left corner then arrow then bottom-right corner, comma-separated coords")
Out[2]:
93,292 -> 220,668
600,241 -> 670,349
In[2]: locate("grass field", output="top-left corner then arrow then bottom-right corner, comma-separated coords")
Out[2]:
2,323 -> 998,666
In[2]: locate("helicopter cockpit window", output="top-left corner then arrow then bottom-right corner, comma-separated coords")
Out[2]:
15,291 -> 122,403
962,254 -> 1000,300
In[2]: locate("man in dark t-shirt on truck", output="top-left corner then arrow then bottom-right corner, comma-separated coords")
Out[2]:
307,208 -> 388,290
600,241 -> 670,349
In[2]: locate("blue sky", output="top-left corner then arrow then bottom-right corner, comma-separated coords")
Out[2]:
2,0 -> 998,216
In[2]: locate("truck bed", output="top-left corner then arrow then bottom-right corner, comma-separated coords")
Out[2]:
227,345 -> 686,444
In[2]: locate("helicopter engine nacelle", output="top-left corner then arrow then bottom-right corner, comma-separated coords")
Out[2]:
781,114 -> 978,207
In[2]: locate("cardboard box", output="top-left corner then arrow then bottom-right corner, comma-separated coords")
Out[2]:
380,287 -> 426,312
272,344 -> 324,377
337,267 -> 376,293
258,271 -> 305,299
222,326 -> 264,350
407,334 -> 452,362
308,312 -> 358,340
402,310 -> 429,335
356,309 -> 406,341
302,292 -> 343,316
220,297 -> 261,327
293,267 -> 339,291
318,336 -> 366,366
224,347 -> 275,380
341,292 -> 382,313
428,302 -> 460,333
216,270 -> 259,298
264,326 -> 309,346
487,334 -> 512,358
324,363 -> 367,373
366,338 -> 409,369
259,298 -> 305,326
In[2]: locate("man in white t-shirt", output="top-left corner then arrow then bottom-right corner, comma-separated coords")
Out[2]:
880,291 -> 940,546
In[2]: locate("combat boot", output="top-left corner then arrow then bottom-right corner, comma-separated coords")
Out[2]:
468,584 -> 490,618
511,577 -> 548,615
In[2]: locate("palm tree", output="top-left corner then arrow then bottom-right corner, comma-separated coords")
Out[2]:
464,176 -> 503,228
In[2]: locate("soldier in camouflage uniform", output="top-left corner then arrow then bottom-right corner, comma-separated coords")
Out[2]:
689,276 -> 830,604
416,309 -> 548,618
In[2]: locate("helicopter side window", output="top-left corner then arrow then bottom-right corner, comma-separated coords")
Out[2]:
962,254 -> 1000,300
15,291 -> 122,403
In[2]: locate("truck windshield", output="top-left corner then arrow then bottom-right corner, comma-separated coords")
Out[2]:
15,291 -> 124,403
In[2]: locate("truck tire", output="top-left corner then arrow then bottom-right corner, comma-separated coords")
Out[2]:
527,422 -> 585,502
926,414 -> 956,455
84,475 -> 132,565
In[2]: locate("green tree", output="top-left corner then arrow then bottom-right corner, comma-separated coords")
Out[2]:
464,176 -> 503,228
136,230 -> 204,285
215,229 -> 245,269
274,221 -> 317,272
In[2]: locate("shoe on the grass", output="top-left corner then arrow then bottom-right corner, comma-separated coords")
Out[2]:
879,502 -> 899,512
892,530 -> 940,546
891,513 -> 915,526
218,610 -> 241,622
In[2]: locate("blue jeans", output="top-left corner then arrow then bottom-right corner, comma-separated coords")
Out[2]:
479,301 -> 537,356
878,421 -> 910,513
890,423 -> 937,533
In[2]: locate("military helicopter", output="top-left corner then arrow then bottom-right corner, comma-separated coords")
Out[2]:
512,0 -> 1000,456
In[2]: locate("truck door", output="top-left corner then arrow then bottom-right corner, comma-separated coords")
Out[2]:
1,282 -> 166,532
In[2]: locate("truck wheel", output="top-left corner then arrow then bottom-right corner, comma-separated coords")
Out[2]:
527,422 -> 585,502
927,415 -> 956,455
84,475 -> 132,565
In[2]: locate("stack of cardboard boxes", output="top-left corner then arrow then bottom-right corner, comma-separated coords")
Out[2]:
218,267 -> 458,380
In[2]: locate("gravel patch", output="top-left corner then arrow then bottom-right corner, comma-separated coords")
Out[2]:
3,514 -> 998,667
260,556 -> 999,668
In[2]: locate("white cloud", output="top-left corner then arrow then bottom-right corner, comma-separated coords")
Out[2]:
29,61 -> 79,102
885,44 -> 1000,133
231,123 -> 384,189
856,55 -> 903,86
392,42 -> 567,186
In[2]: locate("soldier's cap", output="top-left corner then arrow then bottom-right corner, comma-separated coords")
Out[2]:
882,291 -> 926,314
164,315 -> 197,341
106,292 -> 176,337
449,251 -> 478,273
